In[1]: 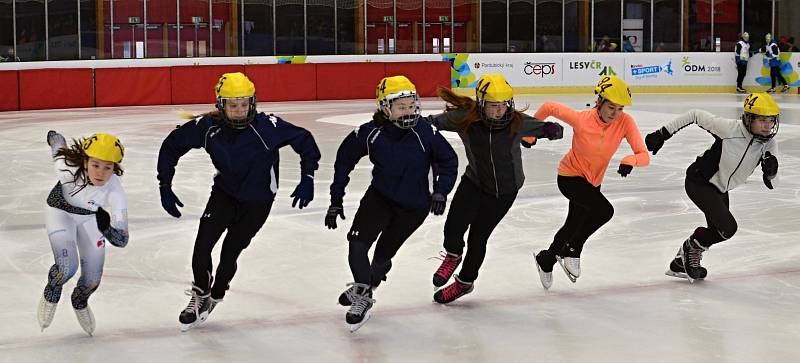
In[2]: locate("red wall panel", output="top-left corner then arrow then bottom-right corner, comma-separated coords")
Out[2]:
170,65 -> 245,105
19,68 -> 93,110
245,64 -> 317,102
95,67 -> 172,107
316,63 -> 386,100
0,71 -> 19,111
384,61 -> 450,97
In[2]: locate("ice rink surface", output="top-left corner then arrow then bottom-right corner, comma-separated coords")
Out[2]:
1,93 -> 799,362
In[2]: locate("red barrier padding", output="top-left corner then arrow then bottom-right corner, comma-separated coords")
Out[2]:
95,67 -> 172,107
384,61 -> 451,97
316,63 -> 386,100
19,68 -> 94,110
0,71 -> 19,111
171,65 -> 245,105
245,64 -> 317,102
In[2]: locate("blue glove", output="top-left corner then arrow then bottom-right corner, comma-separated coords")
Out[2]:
291,175 -> 314,209
159,184 -> 183,218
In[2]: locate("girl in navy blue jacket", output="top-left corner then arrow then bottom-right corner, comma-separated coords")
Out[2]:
325,75 -> 458,331
157,72 -> 321,331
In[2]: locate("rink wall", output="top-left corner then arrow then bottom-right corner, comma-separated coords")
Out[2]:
0,52 -> 797,111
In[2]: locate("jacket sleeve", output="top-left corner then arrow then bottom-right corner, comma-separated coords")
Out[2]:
429,127 -> 458,196
329,126 -> 370,203
156,119 -> 206,186
518,113 -> 559,138
103,187 -> 129,248
620,116 -> 650,167
275,118 -> 322,177
533,101 -> 582,129
426,108 -> 466,132
662,109 -> 740,139
735,43 -> 742,63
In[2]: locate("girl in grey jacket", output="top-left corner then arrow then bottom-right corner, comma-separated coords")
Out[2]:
645,92 -> 780,283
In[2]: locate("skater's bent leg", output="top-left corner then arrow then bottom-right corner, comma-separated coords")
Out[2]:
685,178 -> 737,248
371,206 -> 428,284
442,177 -> 482,255
44,208 -> 80,303
192,191 -> 236,292
458,192 -> 516,282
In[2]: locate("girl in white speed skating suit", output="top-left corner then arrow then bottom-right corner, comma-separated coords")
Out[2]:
37,131 -> 129,336
645,92 -> 780,283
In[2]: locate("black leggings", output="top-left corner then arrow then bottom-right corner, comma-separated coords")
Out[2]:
736,63 -> 747,88
443,176 -> 516,283
192,188 -> 272,299
770,66 -> 788,88
541,176 -> 613,267
347,186 -> 429,286
685,177 -> 735,247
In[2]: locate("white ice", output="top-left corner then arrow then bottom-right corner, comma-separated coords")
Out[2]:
1,93 -> 799,362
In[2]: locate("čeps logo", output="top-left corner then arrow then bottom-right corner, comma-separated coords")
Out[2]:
681,56 -> 722,75
630,60 -> 673,79
568,60 -> 616,76
524,62 -> 556,77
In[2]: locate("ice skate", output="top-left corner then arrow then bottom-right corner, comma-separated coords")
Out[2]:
781,85 -> 790,92
534,251 -> 553,290
338,276 -> 385,306
73,305 -> 96,336
556,255 -> 580,283
766,87 -> 776,93
736,87 -> 746,93
679,237 -> 709,284
433,275 -> 473,304
432,251 -> 462,289
345,283 -> 374,333
666,251 -> 706,280
179,284 -> 211,332
37,294 -> 58,331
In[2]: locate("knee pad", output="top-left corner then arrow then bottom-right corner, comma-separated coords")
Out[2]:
71,282 -> 99,310
48,263 -> 75,286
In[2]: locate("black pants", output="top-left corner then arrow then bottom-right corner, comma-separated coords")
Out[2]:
736,63 -> 747,89
770,65 -> 788,88
193,188 -> 272,299
347,186 -> 429,286
443,176 -> 517,282
541,176 -> 613,268
685,177 -> 735,247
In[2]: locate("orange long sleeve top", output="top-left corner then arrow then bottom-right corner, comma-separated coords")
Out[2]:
534,101 -> 650,187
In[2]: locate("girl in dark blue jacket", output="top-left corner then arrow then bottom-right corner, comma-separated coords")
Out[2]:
325,75 -> 458,331
157,72 -> 321,331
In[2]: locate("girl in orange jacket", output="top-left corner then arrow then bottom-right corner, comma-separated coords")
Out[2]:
532,75 -> 650,289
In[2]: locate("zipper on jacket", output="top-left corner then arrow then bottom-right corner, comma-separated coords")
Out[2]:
725,137 -> 754,191
489,131 -> 499,198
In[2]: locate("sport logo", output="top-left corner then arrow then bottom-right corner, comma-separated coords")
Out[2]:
524,62 -> 556,77
681,56 -> 722,75
630,60 -> 673,77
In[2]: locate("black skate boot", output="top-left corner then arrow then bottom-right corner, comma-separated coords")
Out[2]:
432,251 -> 462,288
345,283 -> 375,332
179,284 -> 211,332
665,255 -> 707,280
433,275 -> 474,304
679,237 -> 709,284
338,275 -> 386,306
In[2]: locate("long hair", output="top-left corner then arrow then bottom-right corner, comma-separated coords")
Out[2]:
55,138 -> 124,185
177,109 -> 224,122
435,86 -> 525,134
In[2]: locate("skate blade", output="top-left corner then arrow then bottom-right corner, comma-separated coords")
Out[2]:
534,257 -> 552,290
556,257 -> 578,283
348,311 -> 372,333
180,312 -> 210,332
665,270 -> 687,279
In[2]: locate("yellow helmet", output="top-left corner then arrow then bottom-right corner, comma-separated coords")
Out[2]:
595,75 -> 632,106
215,72 -> 255,98
475,74 -> 513,103
743,92 -> 779,116
376,75 -> 417,105
214,72 -> 257,129
83,133 -> 124,163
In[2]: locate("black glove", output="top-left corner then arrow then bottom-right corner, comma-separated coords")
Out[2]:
543,122 -> 564,140
521,137 -> 537,148
159,184 -> 184,218
618,164 -> 633,177
762,152 -> 778,189
290,175 -> 314,209
430,193 -> 447,216
324,201 -> 345,229
95,207 -> 111,232
645,127 -> 672,155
